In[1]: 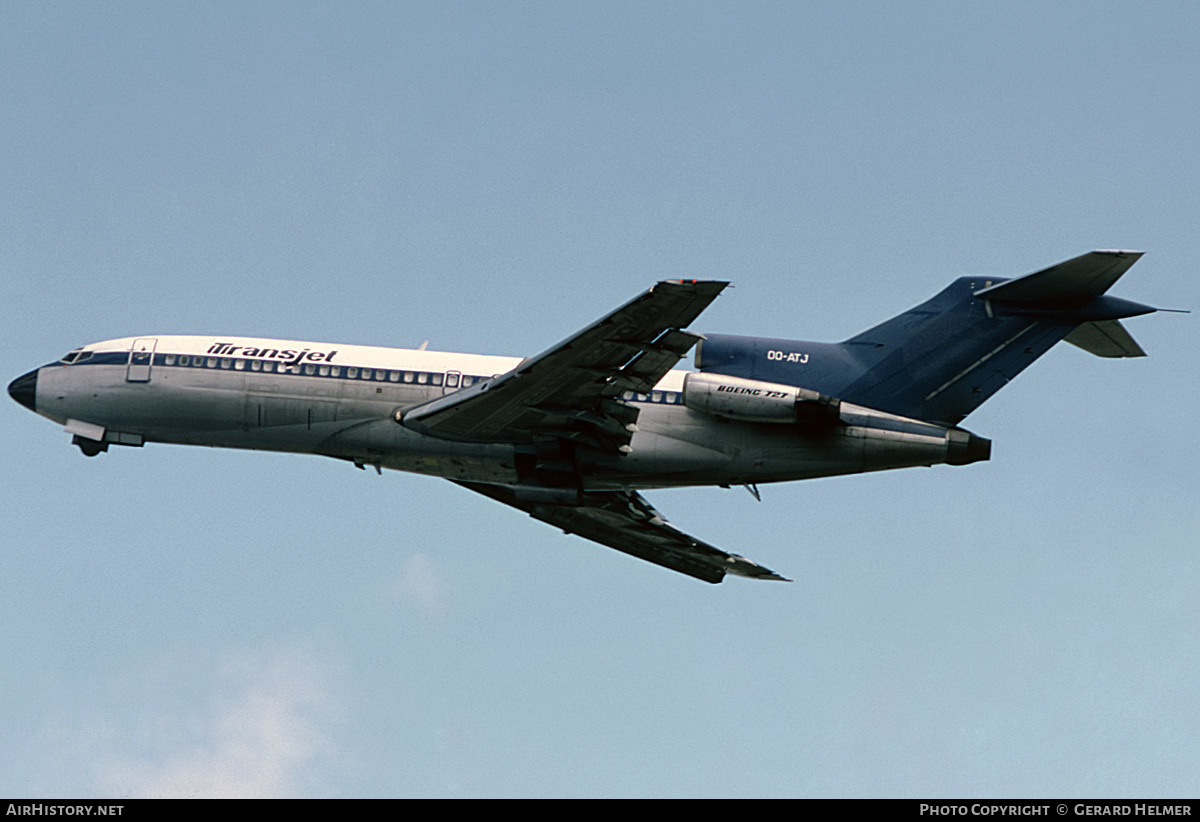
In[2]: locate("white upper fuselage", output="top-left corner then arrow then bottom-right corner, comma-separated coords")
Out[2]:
50,333 -> 690,393
32,334 -> 703,486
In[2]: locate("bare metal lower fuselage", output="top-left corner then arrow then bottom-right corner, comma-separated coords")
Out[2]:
27,337 -> 978,491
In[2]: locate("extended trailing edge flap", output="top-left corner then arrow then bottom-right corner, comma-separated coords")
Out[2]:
454,481 -> 790,584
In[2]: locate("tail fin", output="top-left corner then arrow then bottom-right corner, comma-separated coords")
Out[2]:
696,251 -> 1156,426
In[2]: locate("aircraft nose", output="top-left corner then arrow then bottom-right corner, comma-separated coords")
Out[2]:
8,369 -> 38,412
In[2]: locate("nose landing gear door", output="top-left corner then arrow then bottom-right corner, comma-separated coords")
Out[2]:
126,338 -> 158,383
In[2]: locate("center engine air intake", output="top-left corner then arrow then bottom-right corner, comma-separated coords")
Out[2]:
682,372 -> 840,425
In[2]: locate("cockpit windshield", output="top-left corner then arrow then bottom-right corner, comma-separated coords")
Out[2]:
59,349 -> 93,364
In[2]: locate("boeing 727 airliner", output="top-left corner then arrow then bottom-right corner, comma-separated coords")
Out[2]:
8,251 -> 1159,583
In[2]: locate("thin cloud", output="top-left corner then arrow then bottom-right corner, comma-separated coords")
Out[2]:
87,647 -> 341,798
391,552 -> 449,616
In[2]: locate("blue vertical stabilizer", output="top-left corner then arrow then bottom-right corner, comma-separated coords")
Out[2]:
697,251 -> 1155,425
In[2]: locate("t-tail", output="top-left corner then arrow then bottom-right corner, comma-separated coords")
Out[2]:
696,250 -> 1158,426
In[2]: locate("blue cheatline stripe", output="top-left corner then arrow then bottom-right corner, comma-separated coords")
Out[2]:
55,351 -> 685,404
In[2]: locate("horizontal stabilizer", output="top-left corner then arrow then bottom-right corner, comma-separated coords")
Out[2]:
1064,320 -> 1147,358
975,250 -> 1143,304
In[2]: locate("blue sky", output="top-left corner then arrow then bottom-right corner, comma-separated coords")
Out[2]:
3,1 -> 1197,797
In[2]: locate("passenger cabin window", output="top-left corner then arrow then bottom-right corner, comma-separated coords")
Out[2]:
347,367 -> 358,378
417,372 -> 428,385
234,359 -> 246,370
179,355 -> 190,366
250,360 -> 261,371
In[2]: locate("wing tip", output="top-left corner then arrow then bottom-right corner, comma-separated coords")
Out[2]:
725,555 -> 792,582
654,278 -> 732,296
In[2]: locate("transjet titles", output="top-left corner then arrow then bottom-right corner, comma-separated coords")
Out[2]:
206,343 -> 338,367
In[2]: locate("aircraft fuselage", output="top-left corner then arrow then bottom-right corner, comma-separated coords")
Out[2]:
13,334 -> 979,490
8,256 -> 1153,583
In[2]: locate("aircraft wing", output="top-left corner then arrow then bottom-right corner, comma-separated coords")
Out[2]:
401,279 -> 728,451
455,481 -> 789,584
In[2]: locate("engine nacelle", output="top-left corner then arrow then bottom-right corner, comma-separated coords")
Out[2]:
682,372 -> 840,425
